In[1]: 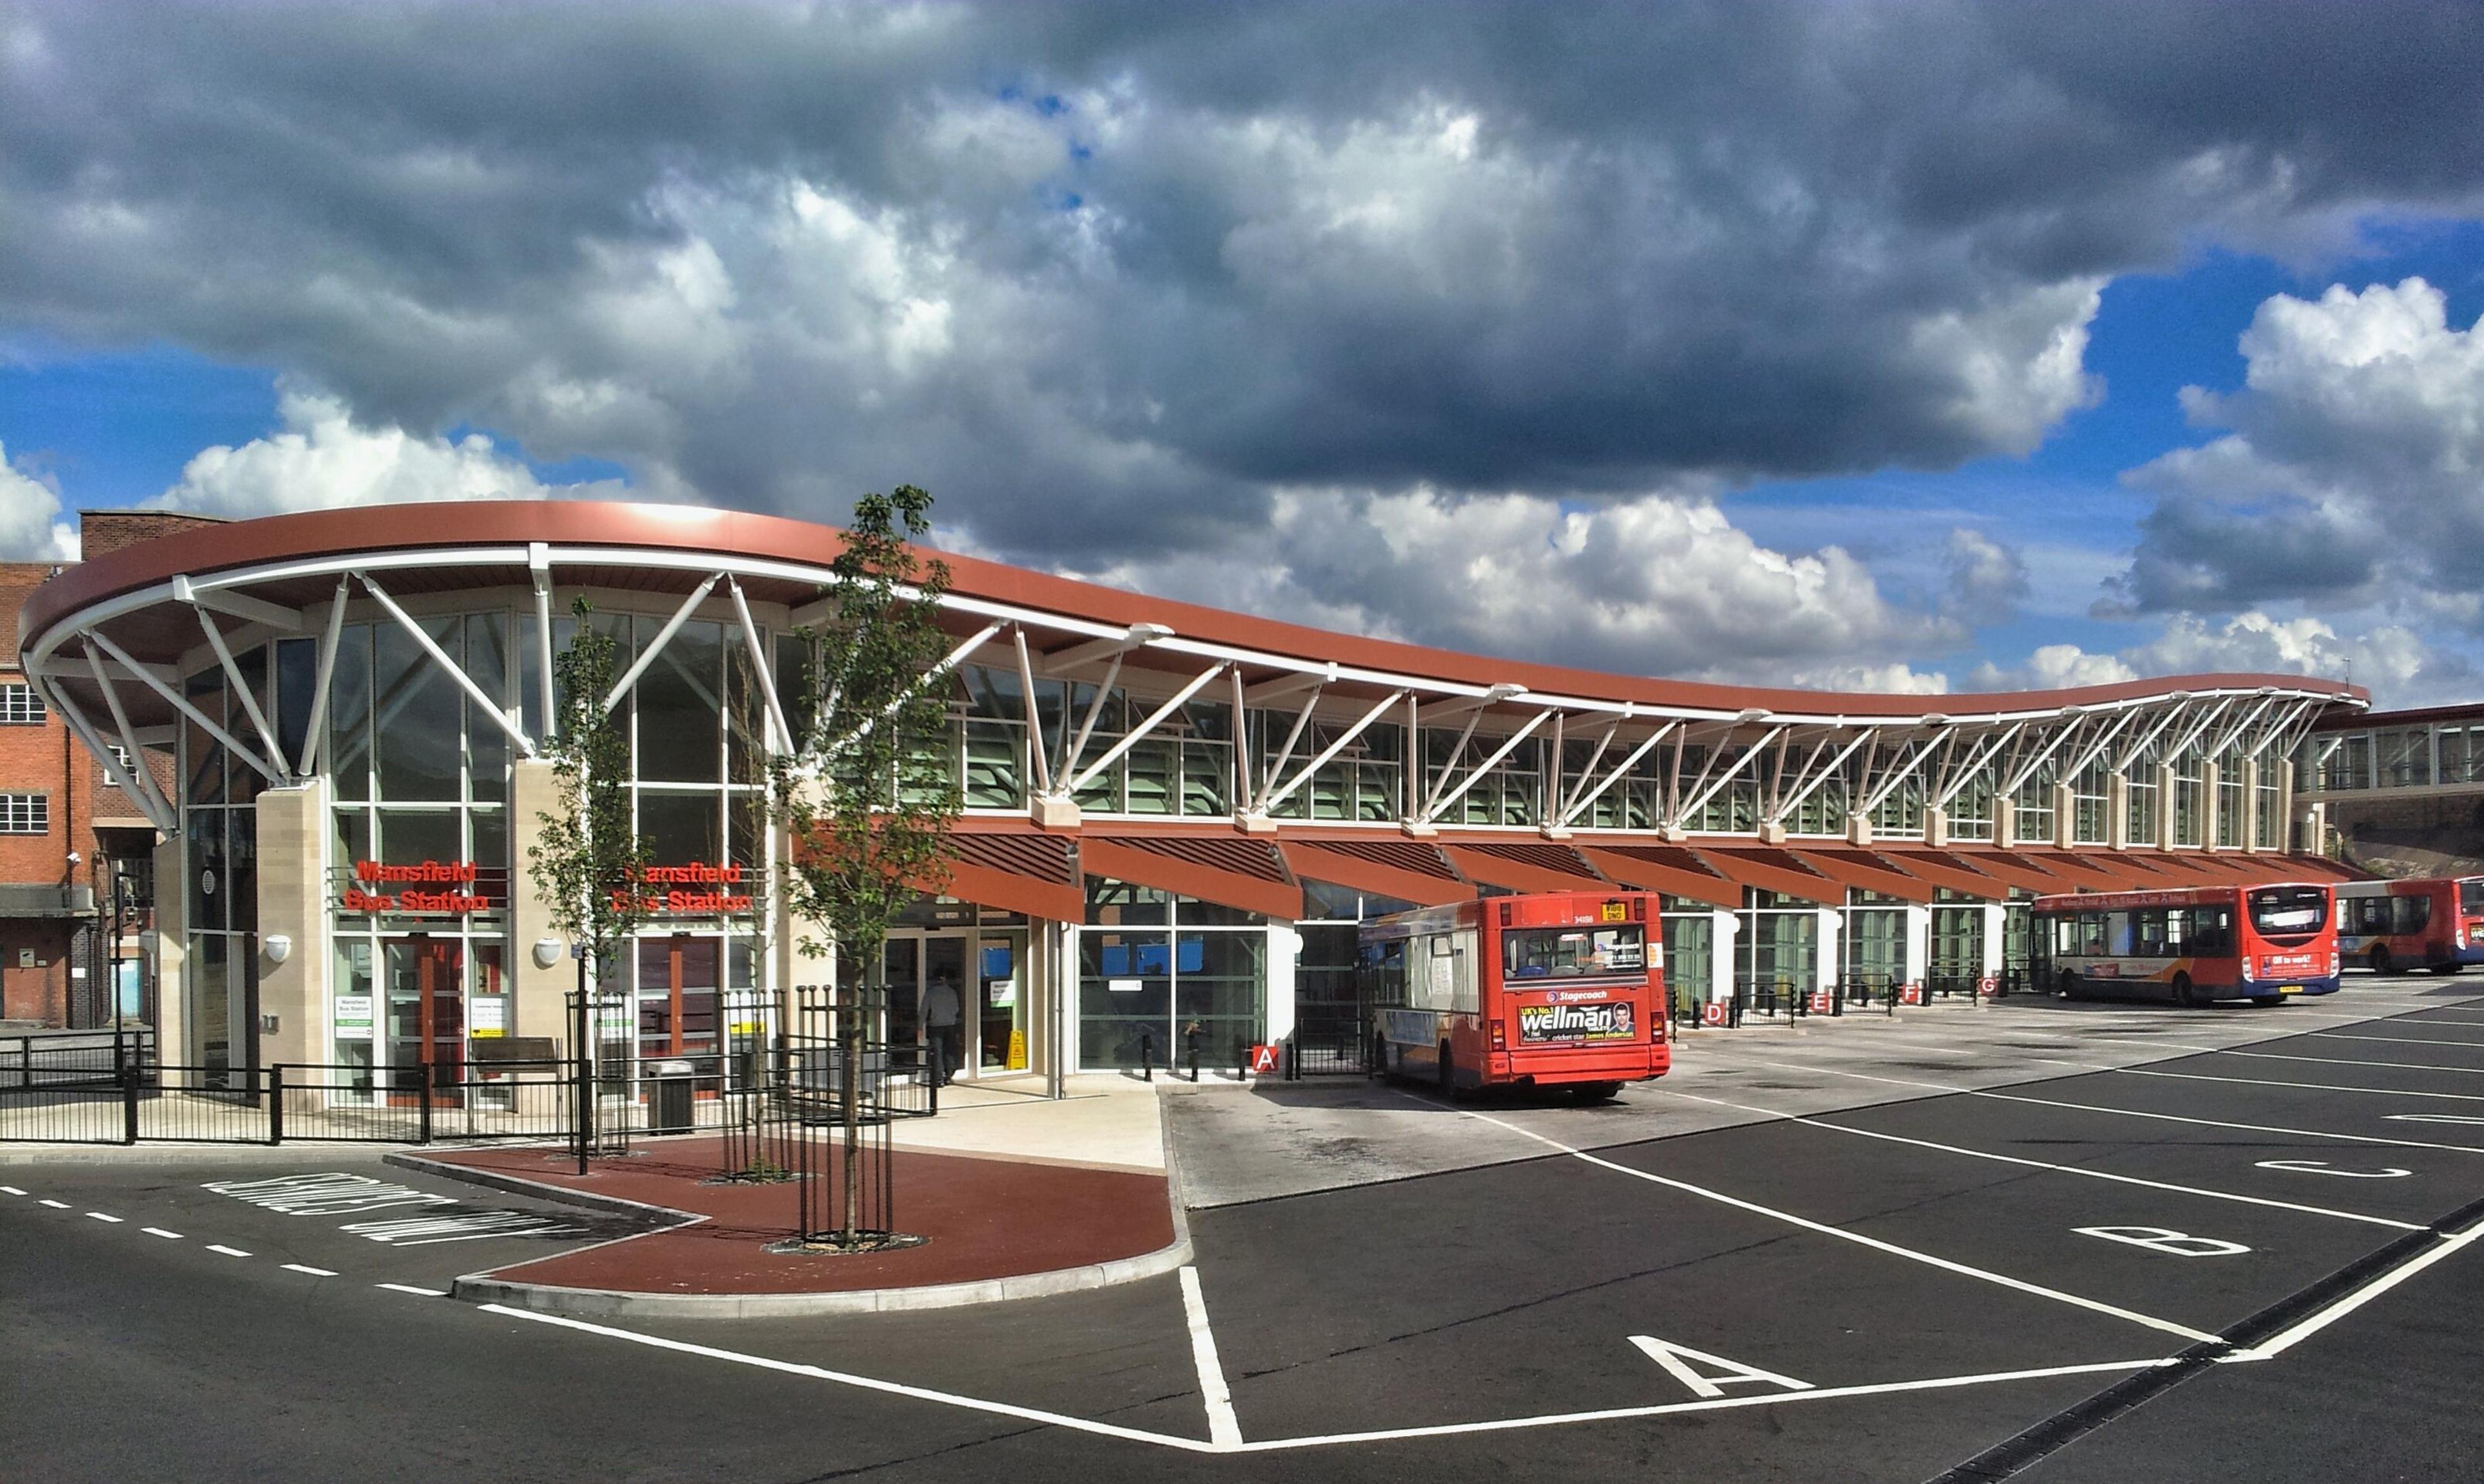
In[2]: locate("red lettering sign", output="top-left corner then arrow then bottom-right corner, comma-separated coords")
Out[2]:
342,861 -> 492,915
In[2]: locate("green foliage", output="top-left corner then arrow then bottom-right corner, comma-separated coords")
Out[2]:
529,595 -> 653,972
772,485 -> 963,981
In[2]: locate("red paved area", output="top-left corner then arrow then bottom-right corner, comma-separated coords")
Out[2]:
419,1137 -> 1175,1295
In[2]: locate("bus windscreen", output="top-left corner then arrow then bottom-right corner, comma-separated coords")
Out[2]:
2249,886 -> 2328,941
1503,925 -> 1645,979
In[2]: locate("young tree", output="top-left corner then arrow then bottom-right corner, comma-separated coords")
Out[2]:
529,596 -> 654,1164
772,485 -> 964,1244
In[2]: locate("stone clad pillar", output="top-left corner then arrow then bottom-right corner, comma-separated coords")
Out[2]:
2052,781 -> 2076,849
151,831 -> 188,1061
2200,760 -> 2221,849
251,780 -> 327,1069
2107,773 -> 2130,849
2156,763 -> 2177,849
2241,759 -> 2262,853
508,759 -> 571,1049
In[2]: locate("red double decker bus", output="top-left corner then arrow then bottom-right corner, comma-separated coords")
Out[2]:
2029,881 -> 2340,1007
2335,877 -> 2484,975
1361,891 -> 1669,1101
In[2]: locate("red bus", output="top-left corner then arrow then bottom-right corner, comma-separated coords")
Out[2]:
2029,882 -> 2340,1007
2335,877 -> 2484,975
1361,891 -> 1668,1101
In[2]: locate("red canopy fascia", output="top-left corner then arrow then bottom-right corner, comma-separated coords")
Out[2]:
1080,835 -> 1305,921
1578,846 -> 1742,910
1278,838 -> 1476,909
1789,847 -> 1935,904
1695,847 -> 1840,905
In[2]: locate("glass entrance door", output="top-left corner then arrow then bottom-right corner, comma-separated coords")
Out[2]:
637,934 -> 721,1064
385,937 -> 463,1098
879,931 -> 1015,1081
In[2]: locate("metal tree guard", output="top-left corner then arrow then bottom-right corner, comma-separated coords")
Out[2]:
774,983 -> 921,1254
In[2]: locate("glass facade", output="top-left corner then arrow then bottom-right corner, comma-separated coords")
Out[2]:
1079,877 -> 1266,1070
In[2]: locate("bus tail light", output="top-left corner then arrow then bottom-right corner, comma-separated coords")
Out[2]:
1489,1021 -> 1507,1051
2328,952 -> 2340,975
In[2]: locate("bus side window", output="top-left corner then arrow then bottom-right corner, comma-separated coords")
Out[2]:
2399,895 -> 2432,935
2357,897 -> 2390,935
2106,911 -> 2134,957
1452,940 -> 1478,1015
2189,908 -> 2231,955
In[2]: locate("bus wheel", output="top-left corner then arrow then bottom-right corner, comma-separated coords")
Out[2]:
2173,972 -> 2208,1009
1437,1042 -> 1455,1097
2369,944 -> 2392,975
2430,963 -> 2465,976
1571,1082 -> 1622,1104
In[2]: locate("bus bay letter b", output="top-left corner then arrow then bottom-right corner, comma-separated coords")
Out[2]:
2075,1225 -> 2251,1258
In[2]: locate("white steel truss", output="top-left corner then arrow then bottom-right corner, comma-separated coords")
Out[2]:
17,539 -> 2366,846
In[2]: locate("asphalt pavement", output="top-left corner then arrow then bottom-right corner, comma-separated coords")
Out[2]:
6,977 -> 2483,1482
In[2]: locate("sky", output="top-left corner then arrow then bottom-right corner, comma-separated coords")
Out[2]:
5,1 -> 2484,708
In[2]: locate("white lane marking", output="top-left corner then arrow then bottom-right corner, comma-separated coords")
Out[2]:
1629,1335 -> 1811,1398
2117,1068 -> 2484,1102
482,1301 -> 2170,1456
2388,1113 -> 2484,1127
1659,1086 -> 2423,1230
2222,1049 -> 2484,1076
1418,1097 -> 2221,1344
141,1227 -> 184,1238
477,1304 -> 1224,1454
1178,1265 -> 1243,1448
0,1185 -> 25,1195
1224,1359 -> 2180,1453
2224,1216 -> 2484,1361
376,1283 -> 448,1297
38,1199 -> 69,1208
1741,1058 -> 2484,1156
206,1244 -> 251,1258
2255,1161 -> 2411,1178
2316,1031 -> 2484,1049
85,1212 -> 124,1223
2076,1226 -> 2251,1258
280,1263 -> 337,1276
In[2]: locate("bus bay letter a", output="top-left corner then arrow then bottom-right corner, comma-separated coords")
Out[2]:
1628,1335 -> 1813,1399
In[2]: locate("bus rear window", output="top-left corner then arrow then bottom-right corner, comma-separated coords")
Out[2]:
1503,926 -> 1646,979
2249,887 -> 2328,939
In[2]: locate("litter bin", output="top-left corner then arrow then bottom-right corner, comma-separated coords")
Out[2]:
649,1058 -> 696,1135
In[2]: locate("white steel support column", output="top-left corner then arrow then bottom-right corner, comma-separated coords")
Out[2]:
1265,923 -> 1300,1045
1979,903 -> 2007,987
1903,905 -> 1932,994
1708,910 -> 1738,1005
1815,910 -> 1841,996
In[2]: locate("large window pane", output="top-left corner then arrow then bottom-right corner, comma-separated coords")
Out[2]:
374,620 -> 462,801
641,790 -> 723,864
636,618 -> 723,783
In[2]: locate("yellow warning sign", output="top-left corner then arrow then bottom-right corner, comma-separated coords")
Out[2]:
1007,1029 -> 1027,1070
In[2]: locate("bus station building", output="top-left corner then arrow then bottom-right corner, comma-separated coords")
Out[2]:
15,501 -> 2366,1088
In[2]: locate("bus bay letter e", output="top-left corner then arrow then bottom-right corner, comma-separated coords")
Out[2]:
1628,1335 -> 1813,1399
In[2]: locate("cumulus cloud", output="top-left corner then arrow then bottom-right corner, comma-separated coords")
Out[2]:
0,443 -> 78,562
1970,611 -> 2476,708
153,386 -> 631,519
8,1 -> 2484,578
1053,484 -> 1963,686
2109,278 -> 2484,617
1940,527 -> 2030,624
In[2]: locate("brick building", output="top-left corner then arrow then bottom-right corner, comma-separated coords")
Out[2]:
0,510 -> 206,1028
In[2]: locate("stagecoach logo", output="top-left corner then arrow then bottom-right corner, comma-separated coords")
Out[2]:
1546,988 -> 1613,1004
342,860 -> 490,915
1518,1001 -> 1635,1043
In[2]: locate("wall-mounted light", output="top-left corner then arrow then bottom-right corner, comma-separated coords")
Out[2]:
263,933 -> 293,965
532,937 -> 566,970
